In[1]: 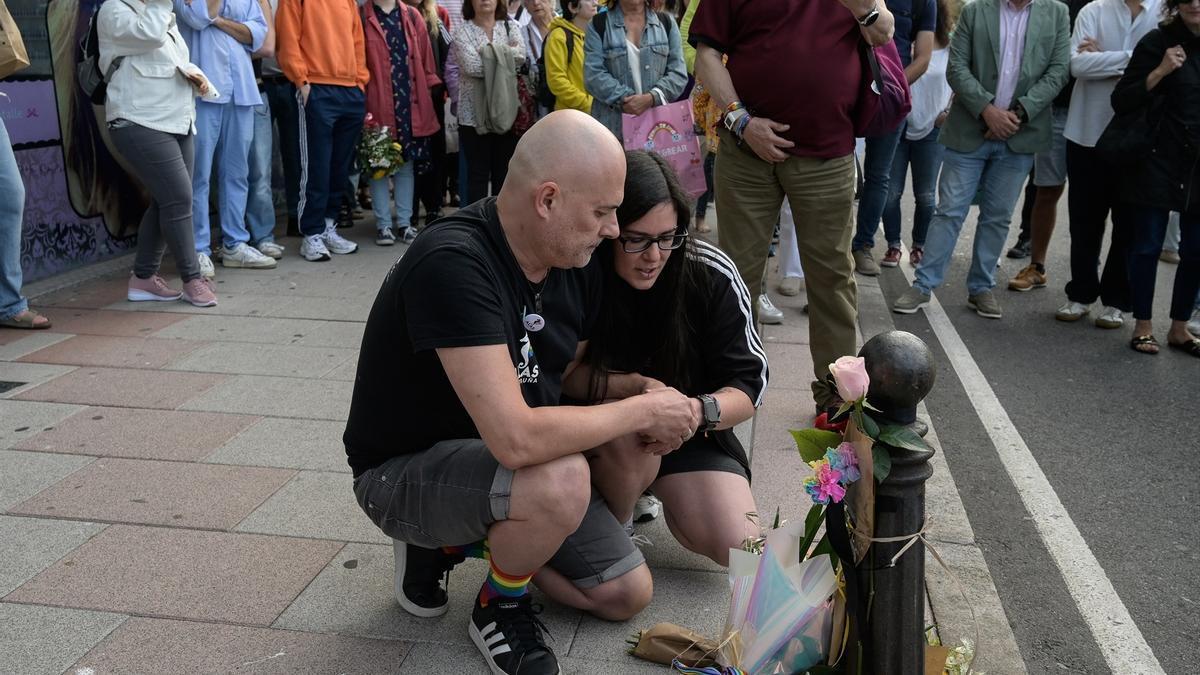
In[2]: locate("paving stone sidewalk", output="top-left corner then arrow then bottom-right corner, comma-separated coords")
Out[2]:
0,222 -> 1018,673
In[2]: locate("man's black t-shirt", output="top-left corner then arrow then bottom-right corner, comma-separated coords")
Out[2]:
343,199 -> 602,477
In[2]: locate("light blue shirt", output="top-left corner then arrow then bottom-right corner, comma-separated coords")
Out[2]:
174,0 -> 267,106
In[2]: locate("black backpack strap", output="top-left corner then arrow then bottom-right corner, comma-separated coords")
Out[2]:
591,12 -> 606,39
565,29 -> 575,64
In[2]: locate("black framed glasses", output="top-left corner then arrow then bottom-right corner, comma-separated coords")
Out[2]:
618,232 -> 689,253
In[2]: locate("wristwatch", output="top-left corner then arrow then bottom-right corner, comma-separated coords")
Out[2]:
722,107 -> 749,133
857,2 -> 881,26
696,394 -> 721,433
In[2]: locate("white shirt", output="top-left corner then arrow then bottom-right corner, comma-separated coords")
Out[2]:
907,47 -> 952,140
451,20 -> 528,128
626,40 -> 642,93
1064,0 -> 1160,147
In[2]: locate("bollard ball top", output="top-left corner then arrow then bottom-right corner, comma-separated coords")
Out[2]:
858,330 -> 937,414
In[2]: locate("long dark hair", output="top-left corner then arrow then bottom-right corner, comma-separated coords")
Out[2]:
1160,0 -> 1199,26
585,151 -> 706,402
934,0 -> 953,47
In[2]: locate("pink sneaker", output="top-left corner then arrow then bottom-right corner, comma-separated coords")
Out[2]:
181,278 -> 218,307
128,274 -> 182,302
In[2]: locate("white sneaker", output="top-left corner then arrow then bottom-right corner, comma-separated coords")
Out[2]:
322,223 -> 359,255
1188,309 -> 1200,335
254,240 -> 285,259
400,227 -> 418,244
633,493 -> 661,523
220,242 -> 277,269
778,277 -> 805,296
757,294 -> 783,325
1055,300 -> 1091,322
1094,306 -> 1124,329
300,234 -> 331,262
197,251 -> 216,279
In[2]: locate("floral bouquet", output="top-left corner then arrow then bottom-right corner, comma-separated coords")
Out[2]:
358,114 -> 404,180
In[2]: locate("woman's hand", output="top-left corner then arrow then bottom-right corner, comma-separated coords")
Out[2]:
1155,44 -> 1187,77
621,93 -> 654,116
185,71 -> 210,95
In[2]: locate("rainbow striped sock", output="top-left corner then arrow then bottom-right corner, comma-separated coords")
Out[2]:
478,559 -> 533,607
442,540 -> 489,560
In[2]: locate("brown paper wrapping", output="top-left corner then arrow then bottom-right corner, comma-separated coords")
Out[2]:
0,0 -> 31,79
842,417 -> 876,563
629,623 -> 721,668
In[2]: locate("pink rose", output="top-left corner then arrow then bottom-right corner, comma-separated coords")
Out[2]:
829,355 -> 870,402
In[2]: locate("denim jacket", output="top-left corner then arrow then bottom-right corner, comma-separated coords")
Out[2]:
583,5 -> 687,138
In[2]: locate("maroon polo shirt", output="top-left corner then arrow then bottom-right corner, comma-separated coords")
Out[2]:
689,0 -> 863,158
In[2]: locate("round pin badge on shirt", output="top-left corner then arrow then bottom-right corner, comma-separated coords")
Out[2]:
523,313 -> 545,333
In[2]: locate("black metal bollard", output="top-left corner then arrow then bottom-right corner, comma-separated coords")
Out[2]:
854,330 -> 938,674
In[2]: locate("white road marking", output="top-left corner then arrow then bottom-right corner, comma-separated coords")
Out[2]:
896,251 -> 1165,674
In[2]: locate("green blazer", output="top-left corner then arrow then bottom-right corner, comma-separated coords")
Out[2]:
939,0 -> 1070,155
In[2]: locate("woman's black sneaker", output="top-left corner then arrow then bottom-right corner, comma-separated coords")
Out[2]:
469,595 -> 560,675
392,540 -> 464,618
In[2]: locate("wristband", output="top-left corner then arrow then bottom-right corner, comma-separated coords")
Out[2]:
734,113 -> 751,139
725,100 -> 745,114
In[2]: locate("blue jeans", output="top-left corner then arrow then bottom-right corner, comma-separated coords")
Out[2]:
1122,205 -> 1200,321
852,122 -> 906,250
369,162 -> 416,230
882,128 -> 943,249
193,101 -> 255,252
0,117 -> 28,320
913,141 -> 1035,296
246,98 -> 276,245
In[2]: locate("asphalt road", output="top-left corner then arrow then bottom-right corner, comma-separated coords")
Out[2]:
873,187 -> 1199,674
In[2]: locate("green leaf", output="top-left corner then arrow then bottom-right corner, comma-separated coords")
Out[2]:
873,446 -> 892,482
799,504 -> 824,559
790,428 -> 842,463
835,399 -> 855,419
863,398 -> 883,412
860,412 -> 880,439
810,536 -> 837,571
878,425 -> 930,452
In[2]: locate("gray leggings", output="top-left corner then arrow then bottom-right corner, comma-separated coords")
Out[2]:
108,123 -> 201,281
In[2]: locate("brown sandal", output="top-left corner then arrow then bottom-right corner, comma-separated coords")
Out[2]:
1129,334 -> 1159,355
1168,338 -> 1200,358
0,309 -> 51,330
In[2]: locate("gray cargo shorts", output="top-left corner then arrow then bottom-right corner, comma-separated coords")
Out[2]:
352,439 -> 644,589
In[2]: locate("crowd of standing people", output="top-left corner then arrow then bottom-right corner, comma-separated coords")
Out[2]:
881,0 -> 1200,358
2,0 -> 1199,672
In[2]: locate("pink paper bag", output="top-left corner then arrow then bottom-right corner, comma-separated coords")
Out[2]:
621,100 -> 707,198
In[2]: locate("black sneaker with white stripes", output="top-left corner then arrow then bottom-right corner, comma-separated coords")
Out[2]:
469,595 -> 560,675
393,540 -> 463,618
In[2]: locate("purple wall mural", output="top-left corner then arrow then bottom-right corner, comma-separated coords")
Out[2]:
1,0 -> 139,283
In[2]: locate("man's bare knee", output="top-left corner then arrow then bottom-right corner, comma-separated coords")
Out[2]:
584,566 -> 653,621
515,454 -> 590,529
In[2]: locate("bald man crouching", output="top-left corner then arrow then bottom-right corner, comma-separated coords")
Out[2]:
344,110 -> 698,675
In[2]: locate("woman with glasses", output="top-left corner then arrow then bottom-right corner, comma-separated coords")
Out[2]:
570,150 -> 768,566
